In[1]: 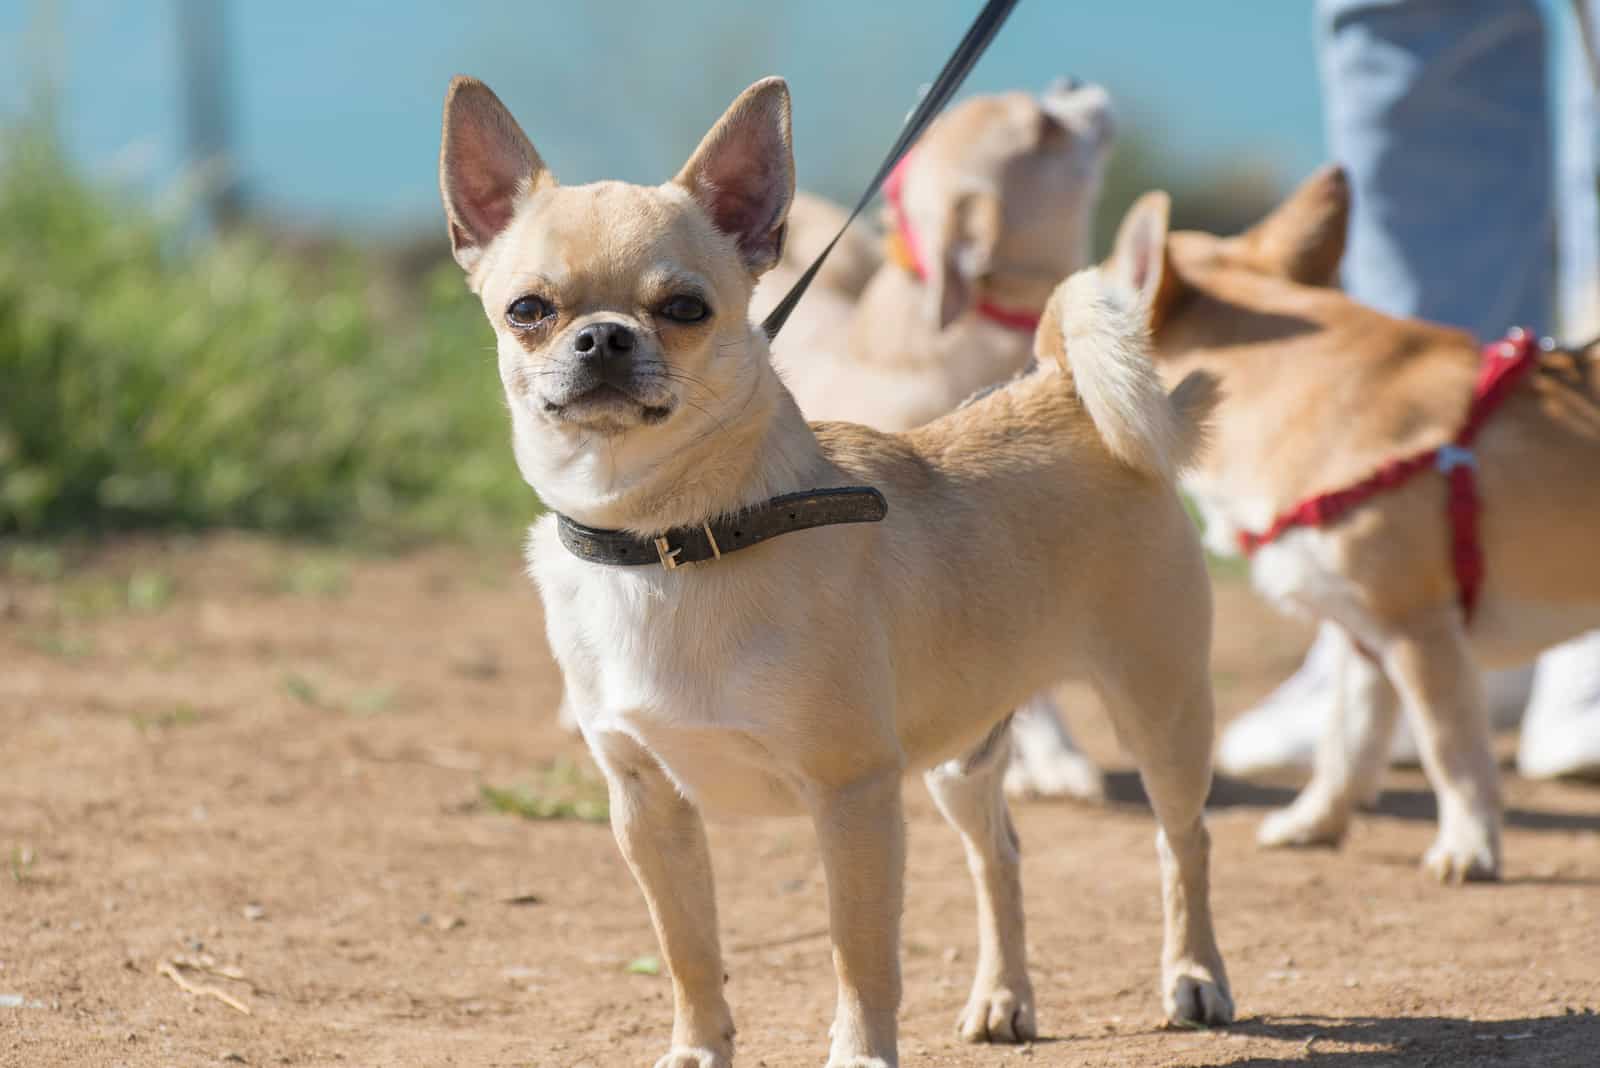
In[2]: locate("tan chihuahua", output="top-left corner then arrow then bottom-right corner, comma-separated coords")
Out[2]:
1102,167 -> 1600,883
767,81 -> 1115,431
441,76 -> 1232,1066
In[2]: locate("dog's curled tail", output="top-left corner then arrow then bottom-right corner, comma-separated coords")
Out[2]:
1039,269 -> 1217,483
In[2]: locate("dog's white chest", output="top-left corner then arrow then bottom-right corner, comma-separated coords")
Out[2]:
527,519 -> 810,815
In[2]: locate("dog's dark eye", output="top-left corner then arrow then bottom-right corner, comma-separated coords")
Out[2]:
660,295 -> 710,324
506,295 -> 554,328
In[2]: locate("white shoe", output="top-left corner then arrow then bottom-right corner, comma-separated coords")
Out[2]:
1004,692 -> 1105,802
1217,625 -> 1533,779
1517,630 -> 1600,781
1216,625 -> 1342,778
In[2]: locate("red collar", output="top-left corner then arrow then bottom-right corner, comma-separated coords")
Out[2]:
882,151 -> 1042,333
1237,328 -> 1542,622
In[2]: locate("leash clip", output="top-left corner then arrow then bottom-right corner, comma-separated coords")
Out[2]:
1436,444 -> 1477,474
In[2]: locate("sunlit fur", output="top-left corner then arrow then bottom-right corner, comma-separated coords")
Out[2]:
442,75 -> 1233,1067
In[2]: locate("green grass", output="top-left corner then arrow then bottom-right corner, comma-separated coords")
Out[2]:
20,627 -> 93,659
480,758 -> 610,824
131,703 -> 203,731
281,672 -> 327,710
10,844 -> 35,884
0,122 -> 532,541
270,553 -> 352,597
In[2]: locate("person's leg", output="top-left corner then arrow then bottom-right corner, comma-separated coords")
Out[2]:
1519,0 -> 1600,782
1560,0 -> 1600,340
1323,0 -> 1553,335
1222,0 -> 1551,779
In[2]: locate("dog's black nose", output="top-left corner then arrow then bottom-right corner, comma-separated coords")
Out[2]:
1049,74 -> 1084,94
573,321 -> 636,360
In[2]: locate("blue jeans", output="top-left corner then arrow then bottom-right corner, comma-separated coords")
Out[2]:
1317,0 -> 1558,338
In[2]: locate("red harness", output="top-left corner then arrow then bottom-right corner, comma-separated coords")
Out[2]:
882,151 -> 1041,333
1238,328 -> 1542,623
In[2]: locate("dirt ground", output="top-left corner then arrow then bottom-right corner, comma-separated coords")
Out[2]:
3,535 -> 1598,1068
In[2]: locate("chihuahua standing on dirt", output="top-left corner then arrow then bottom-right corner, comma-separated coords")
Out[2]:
440,76 -> 1232,1066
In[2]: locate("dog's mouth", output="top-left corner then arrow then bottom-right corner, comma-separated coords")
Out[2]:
542,382 -> 673,427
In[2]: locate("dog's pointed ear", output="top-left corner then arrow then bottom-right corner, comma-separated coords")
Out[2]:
1107,188 -> 1184,329
673,77 -> 795,278
1242,164 -> 1349,287
928,190 -> 1003,330
1106,191 -> 1177,329
439,76 -> 553,275
1039,78 -> 1115,147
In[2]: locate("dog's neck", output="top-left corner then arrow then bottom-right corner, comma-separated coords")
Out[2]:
518,329 -> 823,536
847,269 -> 1035,373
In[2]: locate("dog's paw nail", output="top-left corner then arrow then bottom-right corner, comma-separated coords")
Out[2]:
958,987 -> 1036,1044
1166,974 -> 1234,1028
1423,840 -> 1500,884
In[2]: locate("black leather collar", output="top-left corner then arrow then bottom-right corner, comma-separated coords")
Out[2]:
555,487 -> 888,570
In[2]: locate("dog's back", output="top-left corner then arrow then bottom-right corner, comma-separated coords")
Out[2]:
803,269 -> 1216,766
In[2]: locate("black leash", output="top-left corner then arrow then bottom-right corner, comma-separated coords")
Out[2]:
760,0 -> 1022,341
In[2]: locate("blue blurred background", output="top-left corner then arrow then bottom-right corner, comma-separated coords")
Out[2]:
1,1 -> 1330,229
0,1 -> 1588,540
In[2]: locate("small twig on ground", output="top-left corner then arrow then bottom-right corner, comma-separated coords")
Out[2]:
157,960 -> 252,1016
170,954 -> 252,986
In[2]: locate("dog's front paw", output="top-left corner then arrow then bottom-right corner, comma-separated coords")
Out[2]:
1163,964 -> 1234,1028
956,981 -> 1037,1044
1003,749 -> 1105,803
824,1058 -> 895,1068
654,1046 -> 730,1068
1423,825 -> 1500,884
1256,791 -> 1349,850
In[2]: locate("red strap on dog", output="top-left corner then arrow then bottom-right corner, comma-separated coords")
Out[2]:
882,151 -> 1041,332
1237,328 -> 1541,622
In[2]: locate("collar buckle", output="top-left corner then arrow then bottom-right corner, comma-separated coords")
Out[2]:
653,535 -> 683,570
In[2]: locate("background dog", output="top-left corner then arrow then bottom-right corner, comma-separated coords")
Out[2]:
1098,167 -> 1600,883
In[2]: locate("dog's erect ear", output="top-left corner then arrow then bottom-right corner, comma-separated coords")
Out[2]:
928,190 -> 1003,330
1039,78 -> 1115,147
1106,191 -> 1177,329
439,76 -> 553,275
1242,164 -> 1349,287
673,78 -> 795,277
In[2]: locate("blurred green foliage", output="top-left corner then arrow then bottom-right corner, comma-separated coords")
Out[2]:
0,108 -> 1281,544
0,123 -> 531,541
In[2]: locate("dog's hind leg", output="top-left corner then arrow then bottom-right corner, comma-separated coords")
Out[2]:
1097,671 -> 1234,1027
925,717 -> 1037,1044
1259,624 -> 1402,849
589,730 -> 734,1068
